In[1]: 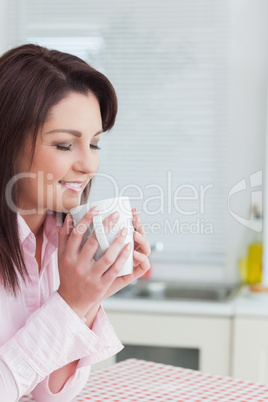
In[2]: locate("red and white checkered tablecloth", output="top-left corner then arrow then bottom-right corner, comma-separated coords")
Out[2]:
20,358 -> 268,401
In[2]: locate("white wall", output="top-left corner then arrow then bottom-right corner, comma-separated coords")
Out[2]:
0,0 -> 7,55
225,0 -> 268,282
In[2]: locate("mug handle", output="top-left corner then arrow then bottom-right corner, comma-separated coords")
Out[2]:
93,215 -> 109,252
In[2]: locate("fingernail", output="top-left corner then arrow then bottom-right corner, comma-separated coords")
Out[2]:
135,231 -> 142,238
90,205 -> 99,212
111,211 -> 119,220
121,227 -> 127,237
132,208 -> 137,212
134,250 -> 141,257
66,214 -> 72,224
126,242 -> 131,250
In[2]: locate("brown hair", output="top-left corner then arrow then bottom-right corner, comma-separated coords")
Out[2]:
0,43 -> 118,294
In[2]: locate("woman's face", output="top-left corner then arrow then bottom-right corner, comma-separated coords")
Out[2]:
17,91 -> 103,215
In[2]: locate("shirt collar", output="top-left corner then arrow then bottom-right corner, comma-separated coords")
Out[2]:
17,213 -> 32,244
17,210 -> 60,248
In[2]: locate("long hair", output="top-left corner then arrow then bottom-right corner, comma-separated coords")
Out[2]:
0,43 -> 118,295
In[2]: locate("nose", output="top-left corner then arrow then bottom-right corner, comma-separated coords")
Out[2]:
72,147 -> 98,175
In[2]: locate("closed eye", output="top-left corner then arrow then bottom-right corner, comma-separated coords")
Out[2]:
56,144 -> 101,151
90,144 -> 101,150
56,144 -> 72,151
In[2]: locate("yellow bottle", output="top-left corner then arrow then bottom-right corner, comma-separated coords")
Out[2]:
246,242 -> 262,284
238,204 -> 263,285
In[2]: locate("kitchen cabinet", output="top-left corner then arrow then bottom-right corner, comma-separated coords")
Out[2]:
92,288 -> 268,382
232,317 -> 268,383
95,310 -> 232,376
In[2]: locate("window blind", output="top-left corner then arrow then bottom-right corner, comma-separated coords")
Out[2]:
5,0 -> 229,266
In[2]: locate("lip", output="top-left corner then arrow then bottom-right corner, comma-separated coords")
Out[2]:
59,180 -> 85,184
59,180 -> 86,193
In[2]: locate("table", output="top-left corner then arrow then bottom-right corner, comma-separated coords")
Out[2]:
20,358 -> 268,401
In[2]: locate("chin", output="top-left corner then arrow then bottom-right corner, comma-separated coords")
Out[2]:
52,197 -> 83,213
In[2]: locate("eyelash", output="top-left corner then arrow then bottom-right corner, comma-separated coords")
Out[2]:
56,144 -> 101,151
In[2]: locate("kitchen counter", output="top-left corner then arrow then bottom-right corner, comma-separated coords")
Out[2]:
103,294 -> 235,317
233,286 -> 268,318
103,284 -> 268,318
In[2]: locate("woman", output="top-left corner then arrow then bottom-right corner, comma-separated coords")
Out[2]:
0,43 -> 151,401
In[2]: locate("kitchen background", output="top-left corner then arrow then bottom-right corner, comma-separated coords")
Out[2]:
1,0 -> 268,384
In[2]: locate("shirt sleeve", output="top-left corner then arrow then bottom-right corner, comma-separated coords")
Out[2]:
31,366 -> 91,402
0,360 -> 90,402
0,291 -> 123,401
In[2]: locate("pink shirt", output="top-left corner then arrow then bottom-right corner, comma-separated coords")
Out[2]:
0,211 -> 123,401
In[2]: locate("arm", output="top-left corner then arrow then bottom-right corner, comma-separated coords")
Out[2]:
0,355 -> 91,402
27,208 -> 150,401
0,293 -> 123,401
31,304 -> 101,400
47,303 -> 101,394
31,304 -> 120,402
0,359 -> 19,401
31,366 -> 91,402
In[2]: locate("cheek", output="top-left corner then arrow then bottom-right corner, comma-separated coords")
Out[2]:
92,152 -> 99,173
36,154 -> 68,181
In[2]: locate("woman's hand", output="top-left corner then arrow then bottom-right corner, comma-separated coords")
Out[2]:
132,207 -> 151,268
57,207 -> 151,318
57,207 -> 132,318
102,208 -> 151,299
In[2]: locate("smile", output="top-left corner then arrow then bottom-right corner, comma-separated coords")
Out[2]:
59,181 -> 84,193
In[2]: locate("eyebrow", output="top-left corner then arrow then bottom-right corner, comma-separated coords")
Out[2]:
45,129 -> 103,137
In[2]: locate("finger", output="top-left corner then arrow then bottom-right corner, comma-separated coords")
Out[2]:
108,249 -> 150,292
101,211 -> 120,235
133,254 -> 141,267
79,210 -> 122,264
132,250 -> 151,276
132,208 -> 140,227
102,242 -> 132,283
132,215 -> 146,236
79,230 -> 100,263
67,206 -> 99,254
58,214 -> 73,255
81,210 -> 120,252
94,226 -> 128,275
133,231 -> 151,256
132,207 -> 139,218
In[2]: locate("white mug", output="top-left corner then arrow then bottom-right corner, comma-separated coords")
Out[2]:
70,196 -> 134,276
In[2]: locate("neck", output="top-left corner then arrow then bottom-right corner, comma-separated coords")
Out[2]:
19,210 -> 47,238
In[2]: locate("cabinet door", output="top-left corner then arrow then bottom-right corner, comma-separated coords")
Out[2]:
106,311 -> 231,376
232,318 -> 268,383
